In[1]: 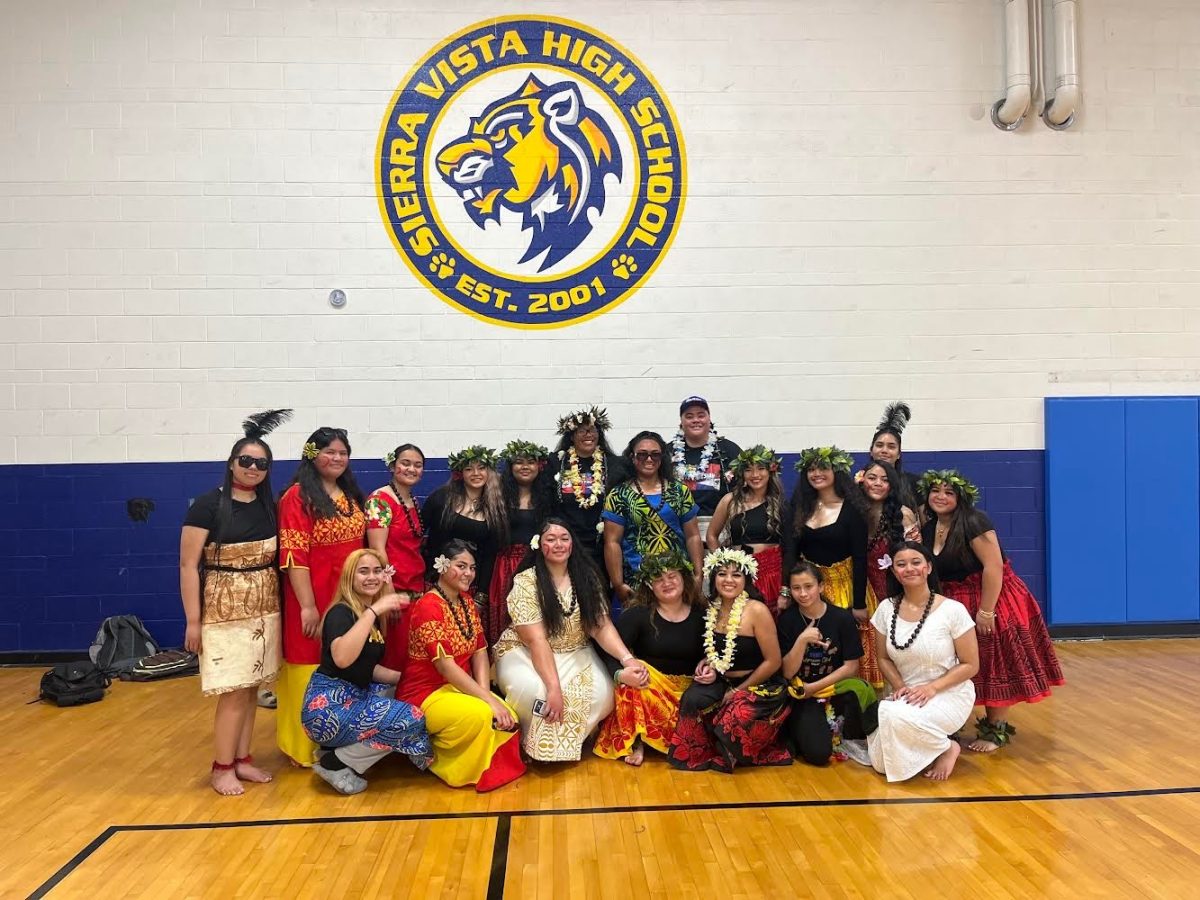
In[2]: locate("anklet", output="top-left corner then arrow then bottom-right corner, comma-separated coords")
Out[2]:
212,760 -> 236,771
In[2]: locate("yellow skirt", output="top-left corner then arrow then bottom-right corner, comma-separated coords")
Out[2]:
276,662 -> 318,767
593,665 -> 693,760
421,685 -> 523,789
811,557 -> 883,689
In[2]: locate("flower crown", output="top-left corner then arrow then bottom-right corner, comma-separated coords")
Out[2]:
796,446 -> 854,474
448,445 -> 499,471
500,439 -> 549,463
727,445 -> 781,480
702,547 -> 759,579
636,548 -> 695,586
918,469 -> 981,504
556,406 -> 612,436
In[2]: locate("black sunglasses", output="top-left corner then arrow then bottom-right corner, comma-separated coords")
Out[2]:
236,455 -> 270,471
635,451 -> 663,461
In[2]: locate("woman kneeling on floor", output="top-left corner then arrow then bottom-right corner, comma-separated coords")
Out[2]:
593,549 -> 707,766
398,540 -> 526,792
301,549 -> 432,795
494,518 -> 642,762
667,548 -> 792,772
777,562 -> 876,766
867,541 -> 979,783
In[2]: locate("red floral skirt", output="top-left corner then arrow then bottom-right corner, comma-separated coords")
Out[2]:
667,676 -> 792,772
487,543 -> 527,647
753,545 -> 783,616
941,561 -> 1064,707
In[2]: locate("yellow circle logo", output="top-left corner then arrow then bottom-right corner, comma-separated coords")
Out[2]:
377,16 -> 687,328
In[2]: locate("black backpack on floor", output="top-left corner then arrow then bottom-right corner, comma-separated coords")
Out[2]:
89,615 -> 160,676
39,661 -> 111,707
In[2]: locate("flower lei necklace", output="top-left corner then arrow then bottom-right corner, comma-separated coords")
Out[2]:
704,591 -> 749,674
562,447 -> 605,508
672,428 -> 719,489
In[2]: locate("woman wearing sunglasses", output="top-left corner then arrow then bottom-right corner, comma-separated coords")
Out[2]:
277,426 -> 368,766
179,410 -> 291,795
602,431 -> 704,609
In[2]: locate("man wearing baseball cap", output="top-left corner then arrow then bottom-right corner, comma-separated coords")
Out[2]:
670,396 -> 742,540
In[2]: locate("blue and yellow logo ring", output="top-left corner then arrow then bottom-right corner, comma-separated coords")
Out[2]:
376,16 -> 687,329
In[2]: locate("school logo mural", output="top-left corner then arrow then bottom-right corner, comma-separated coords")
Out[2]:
377,16 -> 686,329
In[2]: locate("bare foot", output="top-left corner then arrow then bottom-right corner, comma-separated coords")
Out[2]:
968,738 -> 1001,753
623,742 -> 645,767
211,768 -> 244,796
236,760 -> 273,783
925,742 -> 961,781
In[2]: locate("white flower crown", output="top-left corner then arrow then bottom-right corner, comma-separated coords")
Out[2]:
702,547 -> 759,579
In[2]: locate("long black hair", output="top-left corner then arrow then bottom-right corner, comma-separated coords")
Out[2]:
211,409 -> 291,547
622,430 -> 675,484
928,481 -> 993,577
290,426 -> 365,518
501,456 -> 557,522
860,459 -> 906,546
515,517 -> 608,637
790,466 -> 868,533
883,540 -> 942,599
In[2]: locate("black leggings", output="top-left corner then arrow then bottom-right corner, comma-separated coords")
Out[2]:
785,693 -> 866,766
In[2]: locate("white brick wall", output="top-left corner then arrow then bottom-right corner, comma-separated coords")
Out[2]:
2,0 -> 1200,465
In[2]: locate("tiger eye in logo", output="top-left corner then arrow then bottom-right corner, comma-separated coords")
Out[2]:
377,16 -> 686,329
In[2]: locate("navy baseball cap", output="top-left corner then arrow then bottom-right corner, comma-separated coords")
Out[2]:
679,396 -> 709,414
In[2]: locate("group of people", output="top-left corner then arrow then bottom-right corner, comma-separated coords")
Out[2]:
179,398 -> 1063,796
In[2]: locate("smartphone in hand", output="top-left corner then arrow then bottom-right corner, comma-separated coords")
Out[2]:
532,698 -> 548,717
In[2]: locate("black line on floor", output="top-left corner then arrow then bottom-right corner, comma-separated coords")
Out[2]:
104,783 -> 1200,832
485,814 -> 512,900
27,784 -> 1200,897
26,826 -> 118,900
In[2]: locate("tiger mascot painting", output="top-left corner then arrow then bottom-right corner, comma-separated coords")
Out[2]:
435,74 -> 623,271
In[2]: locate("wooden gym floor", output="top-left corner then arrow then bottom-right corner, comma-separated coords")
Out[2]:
3,639 -> 1198,899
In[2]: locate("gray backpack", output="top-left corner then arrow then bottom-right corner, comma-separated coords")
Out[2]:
89,615 -> 160,676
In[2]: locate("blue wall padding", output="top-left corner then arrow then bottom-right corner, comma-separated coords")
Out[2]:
0,449 -> 1047,653
1046,396 -> 1200,626
1045,398 -> 1127,625
1124,398 -> 1200,622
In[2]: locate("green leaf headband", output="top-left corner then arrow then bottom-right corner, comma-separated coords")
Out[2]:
556,406 -> 612,436
918,469 -> 981,504
727,445 -> 782,480
500,439 -> 549,462
447,445 -> 499,471
635,549 -> 695,586
702,547 -> 759,580
796,446 -> 855,474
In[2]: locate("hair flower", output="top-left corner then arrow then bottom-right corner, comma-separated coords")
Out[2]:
529,534 -> 540,551
877,553 -> 892,570
302,441 -> 319,460
702,547 -> 759,579
384,450 -> 398,467
383,564 -> 396,579
432,555 -> 451,575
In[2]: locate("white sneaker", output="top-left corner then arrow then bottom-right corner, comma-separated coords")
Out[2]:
313,762 -> 367,795
840,739 -> 871,767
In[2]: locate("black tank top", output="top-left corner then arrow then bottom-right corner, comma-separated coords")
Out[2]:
729,503 -> 778,545
715,631 -> 764,672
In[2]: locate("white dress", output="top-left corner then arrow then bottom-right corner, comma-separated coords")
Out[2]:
867,598 -> 977,782
493,570 -> 615,762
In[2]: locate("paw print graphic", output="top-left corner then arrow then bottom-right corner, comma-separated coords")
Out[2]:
611,254 -> 638,280
429,252 -> 456,280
